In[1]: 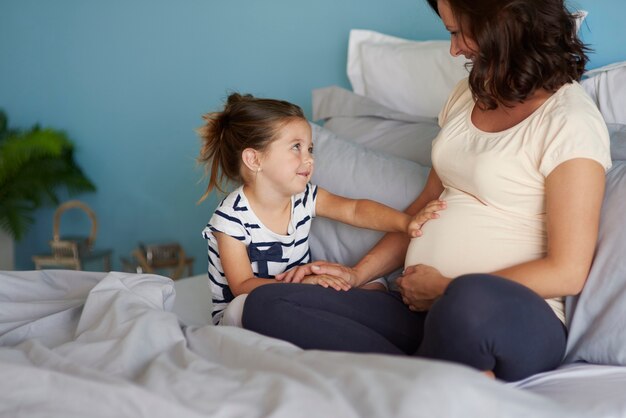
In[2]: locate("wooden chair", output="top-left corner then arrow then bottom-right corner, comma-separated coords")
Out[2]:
32,200 -> 112,271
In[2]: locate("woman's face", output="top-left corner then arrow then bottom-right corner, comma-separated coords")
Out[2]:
437,0 -> 478,61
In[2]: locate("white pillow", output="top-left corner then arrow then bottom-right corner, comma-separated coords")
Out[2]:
309,123 -> 429,267
581,61 -> 626,125
347,29 -> 470,118
346,14 -> 587,120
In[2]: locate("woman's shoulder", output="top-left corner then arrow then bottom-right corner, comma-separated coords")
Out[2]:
547,82 -> 604,122
438,78 -> 472,126
536,82 -> 612,176
535,82 -> 608,140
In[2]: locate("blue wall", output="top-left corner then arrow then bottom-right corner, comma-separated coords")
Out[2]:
2,0 -> 625,273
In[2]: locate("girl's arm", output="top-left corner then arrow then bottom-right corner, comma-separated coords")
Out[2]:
316,178 -> 445,238
315,188 -> 413,233
215,232 -> 350,296
278,169 -> 445,286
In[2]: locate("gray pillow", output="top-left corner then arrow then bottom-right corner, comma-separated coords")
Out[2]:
309,123 -> 429,267
608,123 -> 626,161
564,160 -> 626,365
313,86 -> 439,167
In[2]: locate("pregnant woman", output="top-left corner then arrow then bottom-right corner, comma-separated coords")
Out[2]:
242,0 -> 611,381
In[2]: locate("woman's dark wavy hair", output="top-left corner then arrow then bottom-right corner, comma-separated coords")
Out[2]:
427,0 -> 590,109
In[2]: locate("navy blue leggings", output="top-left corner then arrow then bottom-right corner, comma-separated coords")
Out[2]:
242,274 -> 567,382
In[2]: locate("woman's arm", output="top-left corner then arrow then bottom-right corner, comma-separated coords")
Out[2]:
491,158 -> 605,297
278,169 -> 445,286
350,168 -> 445,286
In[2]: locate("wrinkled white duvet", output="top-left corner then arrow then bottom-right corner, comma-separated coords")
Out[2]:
0,270 -> 577,417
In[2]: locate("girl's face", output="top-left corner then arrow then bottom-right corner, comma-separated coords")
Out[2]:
257,119 -> 314,197
437,0 -> 478,61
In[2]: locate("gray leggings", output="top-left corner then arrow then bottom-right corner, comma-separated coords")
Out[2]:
242,274 -> 567,382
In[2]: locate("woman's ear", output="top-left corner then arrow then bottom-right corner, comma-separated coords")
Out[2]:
242,148 -> 261,172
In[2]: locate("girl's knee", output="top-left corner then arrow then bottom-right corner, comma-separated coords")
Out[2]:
242,283 -> 309,329
219,294 -> 248,327
242,285 -> 282,325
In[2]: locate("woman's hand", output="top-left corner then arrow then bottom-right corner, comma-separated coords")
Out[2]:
301,275 -> 351,291
276,261 -> 358,286
396,264 -> 451,311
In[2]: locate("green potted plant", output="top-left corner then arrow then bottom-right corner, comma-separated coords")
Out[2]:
0,109 -> 96,268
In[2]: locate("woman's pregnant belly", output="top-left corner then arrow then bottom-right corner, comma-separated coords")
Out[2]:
405,189 -> 547,278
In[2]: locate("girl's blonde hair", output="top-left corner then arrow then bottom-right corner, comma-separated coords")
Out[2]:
197,93 -> 305,201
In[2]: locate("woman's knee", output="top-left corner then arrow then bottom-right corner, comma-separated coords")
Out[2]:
429,274 -> 506,329
445,274 -> 513,301
421,274 -> 527,355
420,273 -> 566,380
440,274 -> 540,316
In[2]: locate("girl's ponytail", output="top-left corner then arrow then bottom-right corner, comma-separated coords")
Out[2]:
197,92 -> 305,202
197,111 -> 228,201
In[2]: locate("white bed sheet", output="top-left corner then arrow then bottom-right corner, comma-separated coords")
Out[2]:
0,270 -> 581,418
514,363 -> 626,418
176,273 -> 626,418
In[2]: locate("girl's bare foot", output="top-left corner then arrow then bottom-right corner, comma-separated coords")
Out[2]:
483,370 -> 496,379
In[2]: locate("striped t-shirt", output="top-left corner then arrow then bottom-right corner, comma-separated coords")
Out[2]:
202,183 -> 318,324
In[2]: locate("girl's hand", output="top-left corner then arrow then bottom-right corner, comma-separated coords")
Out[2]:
396,264 -> 451,311
407,199 -> 446,238
276,261 -> 357,285
301,275 -> 351,291
275,262 -> 322,283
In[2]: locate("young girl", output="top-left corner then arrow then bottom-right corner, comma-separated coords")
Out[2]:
198,93 -> 444,326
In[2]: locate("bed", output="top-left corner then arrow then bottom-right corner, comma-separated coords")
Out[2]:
2,30 -> 626,417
